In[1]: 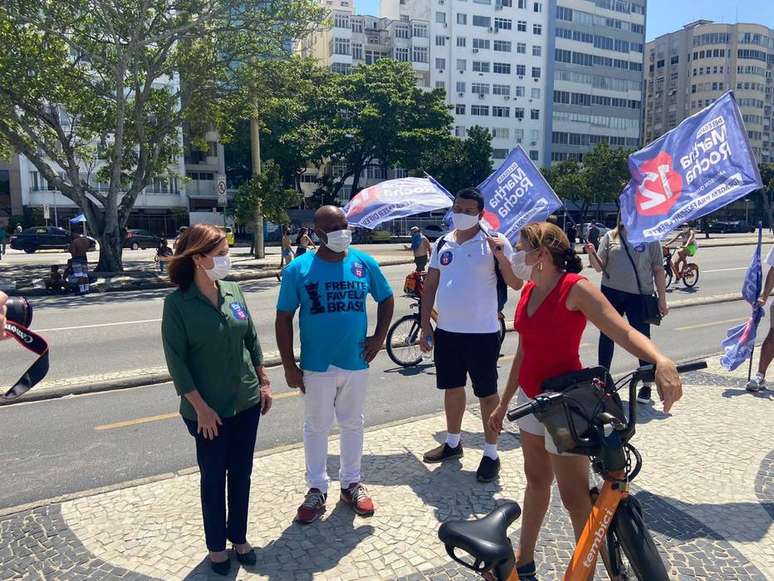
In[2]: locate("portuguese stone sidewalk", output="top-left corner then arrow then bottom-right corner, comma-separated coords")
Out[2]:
1,358 -> 772,580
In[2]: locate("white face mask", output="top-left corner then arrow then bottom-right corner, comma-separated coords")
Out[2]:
205,255 -> 231,281
324,229 -> 352,253
452,212 -> 480,231
511,250 -> 535,280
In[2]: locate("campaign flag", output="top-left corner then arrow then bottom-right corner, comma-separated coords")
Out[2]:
477,145 -> 562,243
720,224 -> 765,370
620,91 -> 762,243
344,177 -> 453,229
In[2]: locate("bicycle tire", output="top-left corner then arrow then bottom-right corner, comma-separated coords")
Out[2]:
682,264 -> 699,288
386,314 -> 423,367
664,268 -> 673,288
610,497 -> 669,581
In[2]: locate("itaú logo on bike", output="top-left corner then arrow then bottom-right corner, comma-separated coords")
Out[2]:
635,152 -> 683,217
583,506 -> 615,568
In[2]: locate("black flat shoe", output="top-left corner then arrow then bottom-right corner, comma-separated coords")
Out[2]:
209,557 -> 231,576
233,546 -> 257,566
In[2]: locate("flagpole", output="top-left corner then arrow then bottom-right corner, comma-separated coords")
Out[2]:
747,344 -> 755,382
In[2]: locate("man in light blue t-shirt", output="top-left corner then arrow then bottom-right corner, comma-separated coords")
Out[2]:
276,206 -> 394,524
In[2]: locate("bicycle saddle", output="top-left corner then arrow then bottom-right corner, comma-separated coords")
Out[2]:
438,501 -> 521,566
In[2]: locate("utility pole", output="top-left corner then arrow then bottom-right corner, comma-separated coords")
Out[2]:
250,116 -> 265,259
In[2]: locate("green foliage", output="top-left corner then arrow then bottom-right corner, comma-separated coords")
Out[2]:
415,125 -> 493,194
231,161 -> 300,227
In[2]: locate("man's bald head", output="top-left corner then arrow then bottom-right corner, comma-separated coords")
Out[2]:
314,205 -> 348,233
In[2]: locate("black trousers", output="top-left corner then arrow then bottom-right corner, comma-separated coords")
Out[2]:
184,404 -> 261,551
598,285 -> 651,371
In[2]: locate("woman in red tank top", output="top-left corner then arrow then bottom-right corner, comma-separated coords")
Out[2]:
488,222 -> 682,580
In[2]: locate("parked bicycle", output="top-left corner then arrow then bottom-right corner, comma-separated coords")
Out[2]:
438,360 -> 707,581
663,246 -> 699,288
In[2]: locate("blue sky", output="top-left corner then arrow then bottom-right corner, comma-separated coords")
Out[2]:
354,0 -> 774,41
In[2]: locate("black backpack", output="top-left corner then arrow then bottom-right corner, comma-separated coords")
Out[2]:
436,234 -> 508,312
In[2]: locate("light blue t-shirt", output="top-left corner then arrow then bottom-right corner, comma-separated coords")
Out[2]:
277,248 -> 393,372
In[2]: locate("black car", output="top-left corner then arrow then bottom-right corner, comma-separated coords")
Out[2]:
123,229 -> 163,250
10,226 -> 97,254
705,220 -> 754,234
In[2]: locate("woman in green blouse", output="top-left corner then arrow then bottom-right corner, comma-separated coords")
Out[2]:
162,224 -> 272,575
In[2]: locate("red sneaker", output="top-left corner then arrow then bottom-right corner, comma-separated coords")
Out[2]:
340,483 -> 375,516
296,488 -> 327,524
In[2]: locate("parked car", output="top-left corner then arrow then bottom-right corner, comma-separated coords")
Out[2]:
705,220 -> 754,234
579,222 -> 610,242
10,226 -> 96,254
422,224 -> 448,241
123,229 -> 163,250
219,226 -> 236,246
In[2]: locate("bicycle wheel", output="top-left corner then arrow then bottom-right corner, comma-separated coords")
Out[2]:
609,497 -> 669,581
682,264 -> 699,288
386,314 -> 423,367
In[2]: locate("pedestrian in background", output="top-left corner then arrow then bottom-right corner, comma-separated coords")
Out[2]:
586,216 -> 668,404
275,225 -> 294,281
156,238 -> 172,274
746,245 -> 774,392
419,188 -> 522,483
0,226 -> 6,259
276,206 -> 394,524
295,227 -> 315,257
162,224 -> 272,575
405,226 -> 432,272
587,222 -> 601,251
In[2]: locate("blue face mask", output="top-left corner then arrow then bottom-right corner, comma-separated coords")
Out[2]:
411,233 -> 421,249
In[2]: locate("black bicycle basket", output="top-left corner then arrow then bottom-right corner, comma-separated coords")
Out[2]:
534,367 -> 625,455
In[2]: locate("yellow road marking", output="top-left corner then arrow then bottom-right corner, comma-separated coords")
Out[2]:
94,391 -> 301,431
676,318 -> 745,331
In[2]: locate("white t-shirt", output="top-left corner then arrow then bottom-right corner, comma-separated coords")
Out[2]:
429,229 -> 513,334
766,246 -> 774,267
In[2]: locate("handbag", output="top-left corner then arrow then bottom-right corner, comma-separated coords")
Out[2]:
619,236 -> 662,326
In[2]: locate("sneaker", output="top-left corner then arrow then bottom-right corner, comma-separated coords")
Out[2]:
746,376 -> 766,392
340,483 -> 375,516
423,442 -> 463,464
476,455 -> 501,483
296,488 -> 327,524
636,385 -> 652,404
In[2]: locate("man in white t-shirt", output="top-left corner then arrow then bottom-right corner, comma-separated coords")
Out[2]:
747,246 -> 774,392
419,188 -> 523,482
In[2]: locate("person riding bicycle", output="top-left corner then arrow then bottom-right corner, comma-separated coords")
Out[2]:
487,221 -> 682,581
664,222 -> 697,278
405,226 -> 432,272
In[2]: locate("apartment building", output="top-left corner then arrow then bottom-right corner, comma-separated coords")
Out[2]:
644,20 -> 774,164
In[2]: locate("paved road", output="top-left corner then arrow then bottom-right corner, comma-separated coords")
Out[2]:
0,244 -> 767,388
0,295 -> 762,509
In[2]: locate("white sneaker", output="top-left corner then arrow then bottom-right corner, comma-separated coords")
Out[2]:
745,376 -> 766,392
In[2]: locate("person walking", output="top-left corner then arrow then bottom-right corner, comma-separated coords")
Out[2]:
419,188 -> 522,483
746,245 -> 774,392
405,226 -> 432,272
0,226 -> 6,259
275,225 -> 295,281
276,206 -> 394,524
488,221 -> 682,580
156,238 -> 173,274
586,222 -> 601,251
295,227 -> 315,258
162,224 -> 272,575
68,231 -> 91,293
586,216 -> 669,404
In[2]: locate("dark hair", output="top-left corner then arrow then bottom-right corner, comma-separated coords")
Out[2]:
295,228 -> 307,245
520,222 -> 583,274
168,224 -> 226,290
455,188 -> 484,211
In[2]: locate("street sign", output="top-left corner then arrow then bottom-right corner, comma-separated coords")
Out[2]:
216,175 -> 227,206
43,204 -> 50,220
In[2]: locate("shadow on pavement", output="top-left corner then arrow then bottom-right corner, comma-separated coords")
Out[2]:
722,388 -> 774,400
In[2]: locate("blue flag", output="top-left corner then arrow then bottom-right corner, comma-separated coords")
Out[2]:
477,145 -> 562,243
620,91 -> 762,243
344,177 -> 453,229
720,224 -> 764,371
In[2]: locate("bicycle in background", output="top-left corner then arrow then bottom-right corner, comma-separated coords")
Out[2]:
663,246 -> 699,288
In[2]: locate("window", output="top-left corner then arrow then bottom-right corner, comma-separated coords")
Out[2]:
412,23 -> 428,38
473,61 -> 490,72
556,6 -> 572,20
352,43 -> 363,60
493,148 -> 509,159
532,45 -> 541,57
533,24 -> 542,35
494,40 -> 512,52
395,25 -> 410,39
457,36 -> 467,47
333,37 -> 350,55
530,150 -> 539,161
492,127 -> 510,138
530,109 -> 540,120
455,104 -> 466,114
671,55 -> 679,65
493,62 -> 511,74
531,87 -> 541,99
493,84 -> 510,96
518,0 -> 526,7
517,21 -> 527,32
457,13 -> 467,25
530,129 -> 539,142
364,50 -> 382,64
516,64 -> 526,76
494,18 -> 512,31
514,107 -> 525,119
455,126 -> 466,137
515,85 -> 525,96
553,90 -> 570,104
456,81 -> 466,94
493,106 -> 510,117
471,105 -> 489,116
555,49 -> 571,63
514,128 -> 524,141
436,35 -> 447,46
412,47 -> 428,63
330,62 -> 351,74
533,2 -> 542,12
436,58 -> 447,70
333,13 -> 350,29
456,59 -> 467,71
472,82 -> 490,94
350,19 -> 363,33
531,67 -> 541,78
473,38 -> 490,49
517,42 -> 526,54
500,0 -> 513,6
472,15 -> 491,27
436,12 -> 447,24
395,47 -> 409,62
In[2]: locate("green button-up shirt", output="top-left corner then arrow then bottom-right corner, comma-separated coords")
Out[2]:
162,280 -> 263,421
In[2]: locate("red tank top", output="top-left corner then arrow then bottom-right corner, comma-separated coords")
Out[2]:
514,273 -> 587,398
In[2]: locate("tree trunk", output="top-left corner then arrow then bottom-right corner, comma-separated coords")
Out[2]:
95,230 -> 124,273
349,166 -> 363,200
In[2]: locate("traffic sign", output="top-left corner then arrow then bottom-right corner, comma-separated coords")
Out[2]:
43,204 -> 50,220
216,175 -> 227,206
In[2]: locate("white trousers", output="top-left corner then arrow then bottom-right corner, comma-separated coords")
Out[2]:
302,366 -> 369,494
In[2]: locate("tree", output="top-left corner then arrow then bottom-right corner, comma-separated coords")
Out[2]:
311,59 -> 454,201
416,125 -> 493,193
231,160 -> 300,230
0,0 -> 323,271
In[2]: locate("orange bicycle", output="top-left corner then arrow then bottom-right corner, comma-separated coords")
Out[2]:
438,360 -> 707,581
